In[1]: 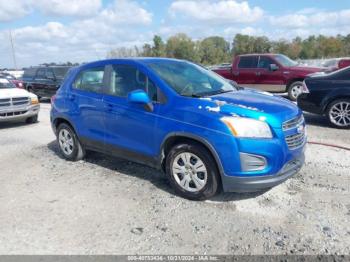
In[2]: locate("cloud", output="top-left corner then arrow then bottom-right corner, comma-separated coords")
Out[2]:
270,9 -> 350,29
169,0 -> 263,24
35,0 -> 102,17
0,0 -> 153,67
0,0 -> 102,21
0,0 -> 31,22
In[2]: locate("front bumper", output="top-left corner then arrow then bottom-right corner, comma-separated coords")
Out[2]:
0,104 -> 40,122
221,153 -> 305,192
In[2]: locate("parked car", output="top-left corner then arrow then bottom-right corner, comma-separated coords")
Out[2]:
298,66 -> 350,129
212,54 -> 325,101
51,58 -> 306,200
0,77 -> 40,123
0,72 -> 24,89
323,58 -> 350,72
22,66 -> 71,99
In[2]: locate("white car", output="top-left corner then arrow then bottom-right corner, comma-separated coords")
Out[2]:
0,78 -> 40,123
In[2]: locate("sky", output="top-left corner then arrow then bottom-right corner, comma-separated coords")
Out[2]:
1,0 -> 350,68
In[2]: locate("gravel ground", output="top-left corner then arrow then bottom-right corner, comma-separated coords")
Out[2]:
0,103 -> 349,255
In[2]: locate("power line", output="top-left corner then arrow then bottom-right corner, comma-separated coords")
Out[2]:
9,30 -> 17,69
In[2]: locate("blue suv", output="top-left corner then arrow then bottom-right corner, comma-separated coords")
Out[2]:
51,58 -> 306,200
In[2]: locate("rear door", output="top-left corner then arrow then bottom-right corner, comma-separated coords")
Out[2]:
255,56 -> 285,92
45,68 -> 60,97
33,68 -> 48,96
67,66 -> 107,148
233,56 -> 259,87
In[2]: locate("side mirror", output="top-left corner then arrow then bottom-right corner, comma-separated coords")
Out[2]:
269,64 -> 279,71
127,89 -> 153,112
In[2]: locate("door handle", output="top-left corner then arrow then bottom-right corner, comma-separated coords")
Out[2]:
256,72 -> 261,76
233,72 -> 239,76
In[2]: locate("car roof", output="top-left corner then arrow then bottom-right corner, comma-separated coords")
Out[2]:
79,57 -> 187,68
237,53 -> 279,57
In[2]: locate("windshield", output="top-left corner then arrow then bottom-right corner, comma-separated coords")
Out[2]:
274,54 -> 298,67
0,78 -> 15,89
53,67 -> 70,78
146,60 -> 236,97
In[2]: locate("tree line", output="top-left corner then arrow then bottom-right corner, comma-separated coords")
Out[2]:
107,33 -> 350,65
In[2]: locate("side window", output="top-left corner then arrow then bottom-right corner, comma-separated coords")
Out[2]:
36,69 -> 46,78
73,67 -> 105,93
108,65 -> 158,101
238,56 -> 258,69
258,56 -> 275,69
46,69 -> 55,79
23,68 -> 37,78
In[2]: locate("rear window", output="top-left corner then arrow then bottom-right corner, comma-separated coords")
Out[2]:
23,68 -> 37,78
53,67 -> 70,78
238,56 -> 258,69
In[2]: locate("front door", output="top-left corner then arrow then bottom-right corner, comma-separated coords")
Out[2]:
102,63 -> 162,162
255,56 -> 285,92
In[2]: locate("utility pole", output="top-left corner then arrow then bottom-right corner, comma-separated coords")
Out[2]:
9,30 -> 17,70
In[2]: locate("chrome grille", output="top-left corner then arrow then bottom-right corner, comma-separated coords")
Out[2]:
0,98 -> 11,107
285,132 -> 305,149
0,97 -> 30,108
12,97 -> 30,106
282,115 -> 304,130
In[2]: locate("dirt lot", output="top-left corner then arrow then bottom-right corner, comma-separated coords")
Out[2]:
0,102 -> 349,255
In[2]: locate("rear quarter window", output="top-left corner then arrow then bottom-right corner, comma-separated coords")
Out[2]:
238,56 -> 258,69
23,68 -> 37,78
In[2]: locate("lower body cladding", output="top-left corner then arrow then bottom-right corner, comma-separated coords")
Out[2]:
0,104 -> 40,122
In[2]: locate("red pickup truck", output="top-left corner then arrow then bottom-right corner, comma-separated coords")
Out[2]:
212,54 -> 324,100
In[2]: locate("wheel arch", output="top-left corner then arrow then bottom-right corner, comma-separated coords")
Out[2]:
160,133 -> 225,178
53,117 -> 77,135
323,95 -> 350,113
286,78 -> 304,92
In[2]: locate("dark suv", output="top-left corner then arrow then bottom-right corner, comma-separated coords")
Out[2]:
22,66 -> 71,98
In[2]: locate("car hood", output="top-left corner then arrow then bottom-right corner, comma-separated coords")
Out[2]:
197,89 -> 300,128
0,88 -> 36,99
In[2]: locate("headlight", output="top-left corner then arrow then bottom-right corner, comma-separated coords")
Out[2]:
31,97 -> 39,105
221,116 -> 273,138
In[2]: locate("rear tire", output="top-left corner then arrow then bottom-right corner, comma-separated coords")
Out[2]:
326,99 -> 350,129
165,143 -> 220,200
287,81 -> 303,101
56,123 -> 85,161
25,115 -> 38,124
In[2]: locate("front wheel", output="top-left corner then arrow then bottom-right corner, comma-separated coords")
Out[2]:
287,81 -> 303,101
165,143 -> 220,200
326,99 -> 350,129
57,123 -> 85,161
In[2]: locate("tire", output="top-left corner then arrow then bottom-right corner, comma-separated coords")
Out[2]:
56,123 -> 85,161
25,115 -> 38,124
326,99 -> 350,129
287,81 -> 303,101
165,143 -> 220,200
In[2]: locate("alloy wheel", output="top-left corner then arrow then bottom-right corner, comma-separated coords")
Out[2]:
329,101 -> 350,127
58,129 -> 75,155
172,152 -> 208,192
291,84 -> 303,100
